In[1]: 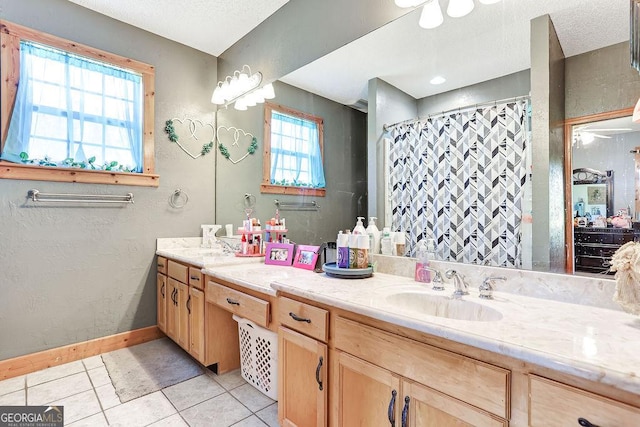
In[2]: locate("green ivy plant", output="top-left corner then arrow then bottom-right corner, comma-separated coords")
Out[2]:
19,152 -> 136,172
270,177 -> 322,188
218,136 -> 259,160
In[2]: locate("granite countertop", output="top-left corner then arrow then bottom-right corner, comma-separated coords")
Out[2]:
157,237 -> 640,396
156,237 -> 263,268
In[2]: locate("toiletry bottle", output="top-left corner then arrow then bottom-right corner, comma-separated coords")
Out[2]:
353,216 -> 366,234
348,232 -> 359,268
356,234 -> 369,268
337,231 -> 349,268
241,233 -> 248,255
381,227 -> 393,255
394,231 -> 406,256
415,239 -> 435,282
366,217 -> 381,263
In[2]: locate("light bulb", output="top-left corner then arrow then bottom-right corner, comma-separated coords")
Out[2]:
447,0 -> 474,17
429,76 -> 446,85
244,93 -> 257,107
220,80 -> 230,101
238,72 -> 249,87
479,0 -> 500,3
211,86 -> 225,104
262,83 -> 276,99
253,88 -> 266,103
234,98 -> 247,111
395,0 -> 424,7
419,0 -> 444,29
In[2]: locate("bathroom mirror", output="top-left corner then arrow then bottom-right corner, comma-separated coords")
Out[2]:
215,0 -> 640,276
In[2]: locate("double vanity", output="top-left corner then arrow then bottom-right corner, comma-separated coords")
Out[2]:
156,238 -> 640,426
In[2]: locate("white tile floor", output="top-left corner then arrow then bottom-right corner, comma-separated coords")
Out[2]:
0,342 -> 279,426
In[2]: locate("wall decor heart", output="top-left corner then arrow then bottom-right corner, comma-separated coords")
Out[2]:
164,118 -> 215,159
216,126 -> 258,164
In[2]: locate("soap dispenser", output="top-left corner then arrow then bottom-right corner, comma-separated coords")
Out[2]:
353,216 -> 366,234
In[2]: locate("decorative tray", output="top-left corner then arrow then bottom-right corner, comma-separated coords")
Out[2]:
322,262 -> 373,279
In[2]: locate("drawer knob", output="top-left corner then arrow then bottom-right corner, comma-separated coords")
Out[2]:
388,390 -> 397,426
315,356 -> 323,391
289,312 -> 311,323
226,298 -> 240,306
578,418 -> 600,427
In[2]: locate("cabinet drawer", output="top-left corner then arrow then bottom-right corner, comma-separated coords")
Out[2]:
206,281 -> 270,328
156,256 -> 167,275
529,375 -> 640,427
188,267 -> 203,290
278,297 -> 328,342
168,260 -> 188,283
334,316 -> 509,419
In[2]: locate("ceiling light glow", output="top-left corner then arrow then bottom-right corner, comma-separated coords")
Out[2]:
430,76 -> 446,85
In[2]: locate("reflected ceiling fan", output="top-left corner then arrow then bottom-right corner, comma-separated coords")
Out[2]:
573,124 -> 632,145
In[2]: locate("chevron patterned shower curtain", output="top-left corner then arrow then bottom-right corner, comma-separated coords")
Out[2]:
388,100 -> 529,268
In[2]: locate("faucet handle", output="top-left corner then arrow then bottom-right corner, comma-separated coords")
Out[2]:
479,276 -> 507,299
423,267 -> 445,291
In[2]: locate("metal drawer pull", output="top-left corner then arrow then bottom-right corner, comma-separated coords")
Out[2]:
578,418 -> 600,427
161,283 -> 165,298
186,295 -> 191,314
190,276 -> 199,281
157,263 -> 164,268
388,390 -> 397,426
226,298 -> 240,306
401,396 -> 410,427
289,312 -> 311,323
315,356 -> 323,391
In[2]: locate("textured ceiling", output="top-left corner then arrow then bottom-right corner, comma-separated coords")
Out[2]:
67,0 -> 290,56
281,0 -> 630,106
68,0 -> 630,108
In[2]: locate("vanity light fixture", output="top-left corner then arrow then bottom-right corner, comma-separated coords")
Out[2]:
430,75 -> 446,84
211,64 -> 276,110
447,0 -> 474,18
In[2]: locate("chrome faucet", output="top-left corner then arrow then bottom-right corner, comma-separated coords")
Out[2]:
445,270 -> 469,297
479,276 -> 507,299
422,267 -> 445,291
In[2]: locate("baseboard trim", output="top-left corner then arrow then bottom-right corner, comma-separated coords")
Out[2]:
0,326 -> 164,380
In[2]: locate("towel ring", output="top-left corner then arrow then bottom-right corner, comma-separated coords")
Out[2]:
169,189 -> 189,209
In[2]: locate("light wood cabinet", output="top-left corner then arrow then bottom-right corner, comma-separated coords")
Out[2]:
156,273 -> 167,333
334,351 -> 401,427
161,260 -> 208,365
529,375 -> 640,427
207,281 -> 270,328
166,277 -> 179,341
278,326 -> 327,427
403,380 -> 506,427
176,280 -> 189,350
188,287 -> 205,362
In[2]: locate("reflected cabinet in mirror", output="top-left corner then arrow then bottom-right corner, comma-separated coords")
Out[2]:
565,109 -> 640,277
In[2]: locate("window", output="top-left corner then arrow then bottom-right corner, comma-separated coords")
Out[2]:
0,20 -> 157,186
262,103 -> 325,196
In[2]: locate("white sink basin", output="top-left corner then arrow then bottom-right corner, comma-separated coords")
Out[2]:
385,292 -> 503,322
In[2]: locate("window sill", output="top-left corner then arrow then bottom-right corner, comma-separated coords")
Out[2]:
0,162 -> 159,187
261,183 -> 325,197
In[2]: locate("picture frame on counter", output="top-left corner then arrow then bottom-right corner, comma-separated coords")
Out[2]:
293,244 -> 320,270
265,242 -> 295,266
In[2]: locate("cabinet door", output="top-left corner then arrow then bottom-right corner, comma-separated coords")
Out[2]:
157,274 -> 167,333
333,351 -> 401,427
166,278 -> 179,341
188,286 -> 205,363
176,281 -> 189,350
404,380 -> 506,427
278,326 -> 327,427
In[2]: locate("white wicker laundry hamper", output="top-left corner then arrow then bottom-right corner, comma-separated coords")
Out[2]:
232,315 -> 278,400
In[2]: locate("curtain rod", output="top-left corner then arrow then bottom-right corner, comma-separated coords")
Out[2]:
383,94 -> 531,132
